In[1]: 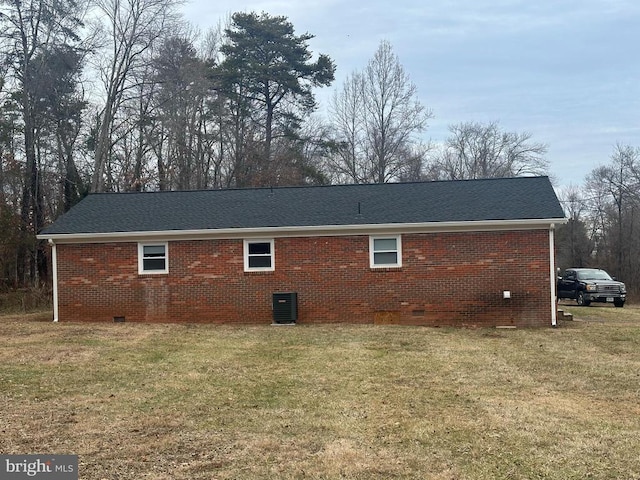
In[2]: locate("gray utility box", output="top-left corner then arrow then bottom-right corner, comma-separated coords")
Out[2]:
272,292 -> 297,324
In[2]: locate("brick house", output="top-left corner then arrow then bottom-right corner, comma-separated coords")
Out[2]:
37,176 -> 566,327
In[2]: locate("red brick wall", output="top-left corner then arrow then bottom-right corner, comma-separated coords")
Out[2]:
55,229 -> 553,327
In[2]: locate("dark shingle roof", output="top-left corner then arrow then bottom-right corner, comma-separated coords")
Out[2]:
39,176 -> 565,236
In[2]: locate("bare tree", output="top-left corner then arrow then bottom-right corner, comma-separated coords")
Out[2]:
555,185 -> 593,269
329,40 -> 431,183
585,144 -> 640,281
363,40 -> 432,183
432,121 -> 548,180
90,0 -> 181,192
328,71 -> 366,182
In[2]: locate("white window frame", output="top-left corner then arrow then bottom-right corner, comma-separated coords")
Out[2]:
138,242 -> 169,274
369,235 -> 402,268
244,239 -> 275,272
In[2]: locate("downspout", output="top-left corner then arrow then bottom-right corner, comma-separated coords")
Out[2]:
549,225 -> 557,327
49,240 -> 59,323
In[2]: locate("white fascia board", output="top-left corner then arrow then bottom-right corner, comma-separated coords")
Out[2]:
37,217 -> 567,244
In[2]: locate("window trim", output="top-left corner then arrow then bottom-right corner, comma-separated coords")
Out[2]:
369,235 -> 402,268
244,239 -> 275,272
138,242 -> 169,275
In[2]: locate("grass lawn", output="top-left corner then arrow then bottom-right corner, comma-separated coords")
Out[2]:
1,308 -> 639,479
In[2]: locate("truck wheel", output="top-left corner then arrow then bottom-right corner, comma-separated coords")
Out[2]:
577,291 -> 591,306
614,300 -> 625,308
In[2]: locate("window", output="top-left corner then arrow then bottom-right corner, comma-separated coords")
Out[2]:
370,236 -> 402,268
138,243 -> 168,274
244,239 -> 275,272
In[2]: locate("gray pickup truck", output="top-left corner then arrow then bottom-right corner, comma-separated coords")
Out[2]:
557,268 -> 626,307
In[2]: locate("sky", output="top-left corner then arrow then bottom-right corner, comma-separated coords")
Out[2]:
181,0 -> 640,190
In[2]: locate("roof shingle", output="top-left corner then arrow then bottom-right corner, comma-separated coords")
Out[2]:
39,176 -> 565,236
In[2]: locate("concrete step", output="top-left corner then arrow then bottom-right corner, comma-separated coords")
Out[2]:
557,308 -> 573,321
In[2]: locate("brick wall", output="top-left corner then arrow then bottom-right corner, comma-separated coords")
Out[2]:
55,229 -> 553,327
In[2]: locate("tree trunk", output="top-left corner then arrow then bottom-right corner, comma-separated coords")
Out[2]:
92,101 -> 115,192
264,102 -> 274,184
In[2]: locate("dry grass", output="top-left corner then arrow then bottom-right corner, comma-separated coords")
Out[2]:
0,288 -> 52,313
1,310 -> 639,479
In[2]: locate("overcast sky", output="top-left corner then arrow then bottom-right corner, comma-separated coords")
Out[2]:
181,0 -> 640,189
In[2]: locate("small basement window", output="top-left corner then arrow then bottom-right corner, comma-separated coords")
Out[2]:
138,242 -> 168,274
244,239 -> 275,272
370,236 -> 402,268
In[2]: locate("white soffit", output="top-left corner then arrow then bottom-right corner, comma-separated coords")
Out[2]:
39,218 -> 566,244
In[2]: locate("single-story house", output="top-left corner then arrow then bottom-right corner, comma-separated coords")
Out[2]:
37,176 -> 566,327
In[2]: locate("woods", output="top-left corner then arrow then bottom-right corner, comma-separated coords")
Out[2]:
556,145 -> 640,297
0,1 -> 637,297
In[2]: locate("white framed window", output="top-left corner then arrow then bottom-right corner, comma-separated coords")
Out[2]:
369,236 -> 402,268
138,242 -> 169,274
244,239 -> 275,272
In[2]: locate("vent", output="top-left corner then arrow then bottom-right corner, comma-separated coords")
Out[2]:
272,293 -> 297,324
113,316 -> 125,323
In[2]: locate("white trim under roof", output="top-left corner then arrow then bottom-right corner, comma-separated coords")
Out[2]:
37,218 -> 567,244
